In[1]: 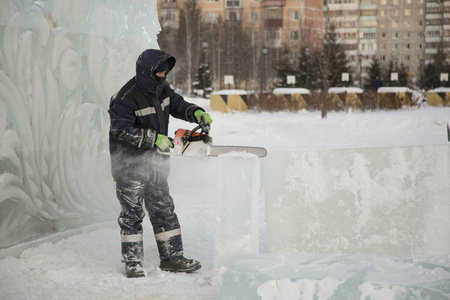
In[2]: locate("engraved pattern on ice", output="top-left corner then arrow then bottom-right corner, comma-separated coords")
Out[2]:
0,0 -> 160,248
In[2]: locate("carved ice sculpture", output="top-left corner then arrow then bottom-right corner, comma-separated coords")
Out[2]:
0,0 -> 160,248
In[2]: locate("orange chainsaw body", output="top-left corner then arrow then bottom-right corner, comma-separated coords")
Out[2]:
173,128 -> 212,147
159,124 -> 266,157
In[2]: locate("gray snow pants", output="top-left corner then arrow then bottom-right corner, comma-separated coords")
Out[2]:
115,167 -> 183,263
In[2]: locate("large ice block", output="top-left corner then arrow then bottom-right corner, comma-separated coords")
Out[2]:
214,153 -> 261,271
0,0 -> 160,248
218,253 -> 450,299
262,145 -> 450,257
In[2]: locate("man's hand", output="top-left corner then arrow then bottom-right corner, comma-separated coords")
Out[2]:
194,110 -> 213,125
155,134 -> 173,151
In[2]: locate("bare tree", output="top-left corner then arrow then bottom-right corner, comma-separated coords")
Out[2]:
180,0 -> 202,94
159,0 -> 202,93
158,25 -> 178,85
202,17 -> 225,90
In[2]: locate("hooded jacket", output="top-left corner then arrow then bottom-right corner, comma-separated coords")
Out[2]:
108,49 -> 203,180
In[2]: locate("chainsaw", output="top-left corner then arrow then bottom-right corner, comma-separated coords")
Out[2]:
158,123 -> 267,157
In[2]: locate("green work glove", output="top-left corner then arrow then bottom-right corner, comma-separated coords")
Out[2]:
194,110 -> 213,125
155,134 -> 173,151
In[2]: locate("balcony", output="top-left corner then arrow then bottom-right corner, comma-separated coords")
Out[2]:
360,4 -> 377,10
266,19 -> 282,27
425,36 -> 442,43
262,0 -> 285,7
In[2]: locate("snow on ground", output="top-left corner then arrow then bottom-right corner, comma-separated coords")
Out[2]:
1,98 -> 450,300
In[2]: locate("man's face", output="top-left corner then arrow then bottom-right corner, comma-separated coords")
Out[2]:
156,71 -> 167,78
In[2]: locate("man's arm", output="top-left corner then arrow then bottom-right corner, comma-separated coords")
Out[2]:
109,98 -> 157,149
169,89 -> 203,123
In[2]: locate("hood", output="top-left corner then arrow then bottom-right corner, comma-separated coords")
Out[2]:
135,49 -> 176,95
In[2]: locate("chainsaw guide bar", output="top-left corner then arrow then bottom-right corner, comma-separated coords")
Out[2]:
158,124 -> 267,158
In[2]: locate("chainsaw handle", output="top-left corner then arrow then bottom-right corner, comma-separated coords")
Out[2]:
189,122 -> 210,140
200,116 -> 210,132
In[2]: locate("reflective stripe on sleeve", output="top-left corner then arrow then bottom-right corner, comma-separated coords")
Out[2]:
161,97 -> 170,110
135,107 -> 156,117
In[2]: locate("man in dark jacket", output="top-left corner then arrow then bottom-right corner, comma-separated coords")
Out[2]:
108,49 -> 212,278
371,76 -> 383,90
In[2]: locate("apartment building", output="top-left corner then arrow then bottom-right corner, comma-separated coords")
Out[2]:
159,0 -> 323,50
158,0 -> 448,87
157,0 -> 322,88
425,0 -> 450,65
324,0 -> 427,86
378,0 -> 426,84
325,0 -> 450,86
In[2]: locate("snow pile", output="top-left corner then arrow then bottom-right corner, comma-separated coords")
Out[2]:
428,87 -> 450,93
377,87 -> 412,93
273,88 -> 311,95
211,89 -> 248,95
328,87 -> 363,94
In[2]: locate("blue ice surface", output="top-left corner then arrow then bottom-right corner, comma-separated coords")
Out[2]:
218,253 -> 450,299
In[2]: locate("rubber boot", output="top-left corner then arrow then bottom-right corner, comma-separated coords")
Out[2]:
159,256 -> 201,273
125,262 -> 147,278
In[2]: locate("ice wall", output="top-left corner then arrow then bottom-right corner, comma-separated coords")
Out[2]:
218,146 -> 450,299
263,146 -> 450,257
214,153 -> 261,271
0,0 -> 160,248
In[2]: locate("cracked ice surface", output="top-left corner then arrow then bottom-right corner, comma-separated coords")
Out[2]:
0,0 -> 160,248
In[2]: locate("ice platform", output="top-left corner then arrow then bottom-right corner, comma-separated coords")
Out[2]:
218,253 -> 450,299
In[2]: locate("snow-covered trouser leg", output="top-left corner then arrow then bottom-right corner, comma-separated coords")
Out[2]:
116,179 -> 146,263
143,168 -> 183,261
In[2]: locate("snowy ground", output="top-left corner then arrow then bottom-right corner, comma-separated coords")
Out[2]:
1,98 -> 450,299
